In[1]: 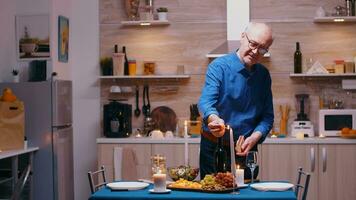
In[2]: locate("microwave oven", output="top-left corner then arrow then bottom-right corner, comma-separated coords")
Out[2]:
319,109 -> 356,137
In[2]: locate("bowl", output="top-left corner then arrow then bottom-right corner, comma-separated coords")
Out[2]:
168,165 -> 199,181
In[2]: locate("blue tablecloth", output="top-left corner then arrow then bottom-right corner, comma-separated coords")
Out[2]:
89,184 -> 297,200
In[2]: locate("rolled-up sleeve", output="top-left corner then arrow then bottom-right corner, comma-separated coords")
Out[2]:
254,73 -> 274,143
198,62 -> 223,124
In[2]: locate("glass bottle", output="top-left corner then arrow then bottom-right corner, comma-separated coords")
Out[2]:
214,136 -> 227,173
122,46 -> 129,75
294,42 -> 302,73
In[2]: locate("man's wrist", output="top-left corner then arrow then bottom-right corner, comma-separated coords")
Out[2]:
207,114 -> 220,124
251,131 -> 262,141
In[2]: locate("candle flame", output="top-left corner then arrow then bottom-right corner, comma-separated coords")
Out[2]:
237,165 -> 240,169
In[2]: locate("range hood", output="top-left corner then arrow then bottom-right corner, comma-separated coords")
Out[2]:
206,1 -> 270,58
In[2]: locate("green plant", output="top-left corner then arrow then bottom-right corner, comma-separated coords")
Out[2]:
12,69 -> 19,76
156,7 -> 168,12
100,57 -> 113,76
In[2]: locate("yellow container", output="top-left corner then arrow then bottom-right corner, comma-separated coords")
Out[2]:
128,60 -> 136,76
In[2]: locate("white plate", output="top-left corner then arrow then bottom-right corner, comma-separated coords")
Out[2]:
107,182 -> 149,191
149,189 -> 171,194
238,183 -> 249,188
250,182 -> 294,191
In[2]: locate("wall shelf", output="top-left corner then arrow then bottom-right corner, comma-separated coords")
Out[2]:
289,73 -> 356,78
313,16 -> 356,23
99,75 -> 190,79
99,75 -> 190,85
121,20 -> 170,26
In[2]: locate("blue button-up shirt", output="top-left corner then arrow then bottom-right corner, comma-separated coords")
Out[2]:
198,52 -> 274,143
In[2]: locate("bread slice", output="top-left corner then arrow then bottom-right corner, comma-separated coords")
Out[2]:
235,136 -> 245,153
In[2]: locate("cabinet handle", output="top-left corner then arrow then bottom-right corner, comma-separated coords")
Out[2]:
322,147 -> 327,172
310,147 -> 315,172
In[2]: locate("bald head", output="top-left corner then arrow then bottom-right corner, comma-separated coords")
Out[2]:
245,22 -> 273,46
237,22 -> 273,68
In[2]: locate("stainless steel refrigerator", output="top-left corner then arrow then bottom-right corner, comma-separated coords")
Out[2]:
0,80 -> 74,200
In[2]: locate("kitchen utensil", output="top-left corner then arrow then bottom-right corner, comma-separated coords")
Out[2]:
142,85 -> 150,117
134,86 -> 140,117
146,85 -> 151,114
142,86 -> 147,117
151,106 -> 177,132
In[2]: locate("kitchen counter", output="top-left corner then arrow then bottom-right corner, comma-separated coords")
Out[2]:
97,136 -> 356,144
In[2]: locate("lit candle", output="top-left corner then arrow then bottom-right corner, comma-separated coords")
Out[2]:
235,165 -> 244,186
228,126 -> 237,188
153,173 -> 166,192
184,120 -> 188,166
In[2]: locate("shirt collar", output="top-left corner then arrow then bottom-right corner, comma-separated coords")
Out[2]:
234,50 -> 258,75
233,51 -> 246,72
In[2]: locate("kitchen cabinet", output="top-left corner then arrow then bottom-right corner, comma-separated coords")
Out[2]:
97,143 -> 151,181
318,144 -> 356,200
97,142 -> 199,182
260,143 -> 356,200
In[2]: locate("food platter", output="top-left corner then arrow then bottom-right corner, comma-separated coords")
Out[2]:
167,184 -> 239,193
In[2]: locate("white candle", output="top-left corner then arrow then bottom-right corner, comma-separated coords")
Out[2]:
236,165 -> 244,186
228,126 -> 237,188
184,120 -> 188,166
153,173 -> 166,192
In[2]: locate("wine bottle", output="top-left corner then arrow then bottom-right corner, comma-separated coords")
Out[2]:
215,136 -> 227,173
122,46 -> 129,75
294,42 -> 302,73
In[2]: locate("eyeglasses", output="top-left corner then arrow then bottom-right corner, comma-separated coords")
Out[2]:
245,34 -> 269,55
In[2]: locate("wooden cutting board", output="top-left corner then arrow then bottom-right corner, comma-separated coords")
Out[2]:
150,106 -> 177,132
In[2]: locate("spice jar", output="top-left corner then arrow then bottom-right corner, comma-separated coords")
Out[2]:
334,60 -> 345,74
144,61 -> 155,75
151,154 -> 166,176
128,60 -> 136,76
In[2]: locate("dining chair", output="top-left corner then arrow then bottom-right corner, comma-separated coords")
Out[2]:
88,166 -> 107,194
294,167 -> 311,200
11,164 -> 31,200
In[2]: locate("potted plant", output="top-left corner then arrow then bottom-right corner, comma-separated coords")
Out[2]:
100,57 -> 113,76
12,69 -> 20,82
156,7 -> 168,21
19,27 -> 39,56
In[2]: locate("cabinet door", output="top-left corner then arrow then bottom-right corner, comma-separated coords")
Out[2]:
318,144 -> 356,200
97,144 -> 151,181
260,144 -> 318,200
152,144 -> 185,168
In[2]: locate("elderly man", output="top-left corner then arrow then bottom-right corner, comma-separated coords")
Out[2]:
198,22 -> 274,179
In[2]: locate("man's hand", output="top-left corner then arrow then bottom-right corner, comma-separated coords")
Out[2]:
236,131 -> 262,156
207,114 -> 225,137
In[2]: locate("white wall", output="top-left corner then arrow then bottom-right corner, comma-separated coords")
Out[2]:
70,0 -> 99,199
0,0 -> 100,199
0,0 -> 49,82
51,0 -> 71,80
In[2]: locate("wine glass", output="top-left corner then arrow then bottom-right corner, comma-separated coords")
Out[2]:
246,151 -> 258,184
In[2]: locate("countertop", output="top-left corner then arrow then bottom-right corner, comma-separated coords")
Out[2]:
97,137 -> 356,144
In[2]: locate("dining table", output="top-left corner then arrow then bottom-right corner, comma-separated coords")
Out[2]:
89,183 -> 297,200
